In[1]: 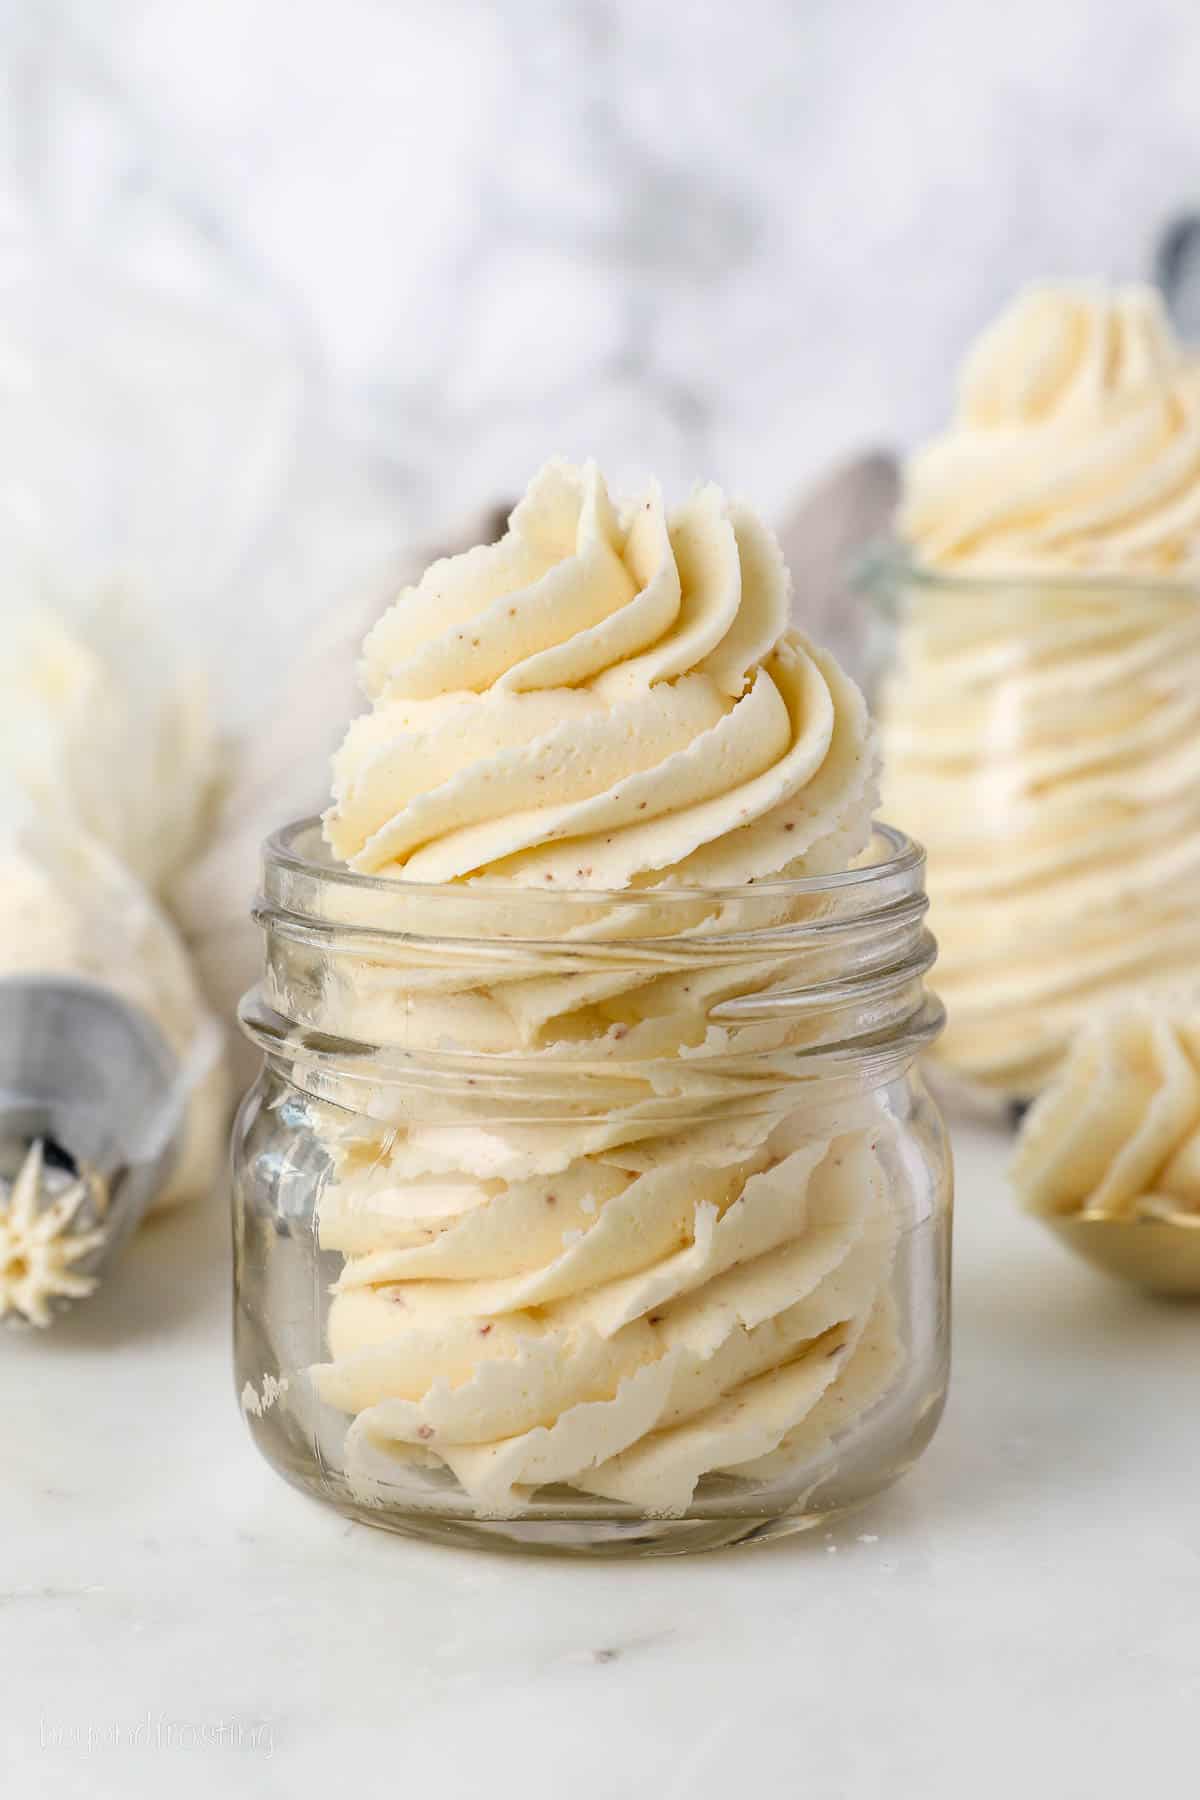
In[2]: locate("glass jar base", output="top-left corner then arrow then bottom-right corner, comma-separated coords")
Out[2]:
240,1290 -> 949,1559
256,1449 -> 922,1560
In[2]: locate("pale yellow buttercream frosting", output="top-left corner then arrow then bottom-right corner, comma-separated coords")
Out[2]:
1012,1000 -> 1200,1221
326,459 -> 874,888
304,460 -> 905,1516
881,285 -> 1200,1099
901,284 -> 1200,575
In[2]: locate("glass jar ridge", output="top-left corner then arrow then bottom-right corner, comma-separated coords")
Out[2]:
233,819 -> 951,1557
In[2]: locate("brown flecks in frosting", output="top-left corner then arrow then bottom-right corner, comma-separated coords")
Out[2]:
545,1193 -> 557,1207
417,1424 -> 435,1440
479,1322 -> 493,1336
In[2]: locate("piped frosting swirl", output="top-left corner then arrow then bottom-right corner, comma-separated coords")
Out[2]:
325,460 -> 875,888
1012,1001 -> 1200,1220
901,284 -> 1200,575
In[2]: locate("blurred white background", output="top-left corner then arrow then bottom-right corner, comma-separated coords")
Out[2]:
3,0 -> 1200,718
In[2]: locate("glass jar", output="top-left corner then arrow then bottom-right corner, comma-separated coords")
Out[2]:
874,559 -> 1200,1114
233,818 -> 951,1558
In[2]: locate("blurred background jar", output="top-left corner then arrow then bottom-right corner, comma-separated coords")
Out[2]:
873,558 -> 1200,1114
233,819 -> 951,1558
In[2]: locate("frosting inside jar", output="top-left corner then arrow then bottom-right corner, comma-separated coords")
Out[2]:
306,459 -> 905,1517
881,285 -> 1200,1099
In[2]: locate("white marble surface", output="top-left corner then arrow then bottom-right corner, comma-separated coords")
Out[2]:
3,1117 -> 1196,1797
7,0 -> 1200,699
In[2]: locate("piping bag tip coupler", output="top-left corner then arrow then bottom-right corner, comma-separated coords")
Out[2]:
0,975 -> 183,1328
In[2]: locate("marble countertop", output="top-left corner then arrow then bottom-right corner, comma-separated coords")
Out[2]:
3,1117 -> 1196,1798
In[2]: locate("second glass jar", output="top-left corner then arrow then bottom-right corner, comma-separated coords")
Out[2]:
875,559 -> 1200,1112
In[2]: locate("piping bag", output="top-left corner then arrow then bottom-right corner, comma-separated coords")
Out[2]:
0,608 -> 229,1328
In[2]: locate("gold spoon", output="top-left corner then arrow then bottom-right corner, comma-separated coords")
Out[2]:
1038,1202 -> 1200,1299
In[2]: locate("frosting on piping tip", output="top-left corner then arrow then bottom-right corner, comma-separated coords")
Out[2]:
0,1142 -> 106,1328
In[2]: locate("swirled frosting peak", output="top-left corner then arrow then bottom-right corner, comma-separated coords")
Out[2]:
325,459 -> 876,887
901,284 -> 1200,573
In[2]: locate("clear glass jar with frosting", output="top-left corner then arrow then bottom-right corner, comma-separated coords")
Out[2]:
875,283 -> 1200,1110
233,818 -> 949,1556
232,453 -> 953,1554
876,561 -> 1200,1110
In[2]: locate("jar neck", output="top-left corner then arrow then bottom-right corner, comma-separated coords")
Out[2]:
240,821 -> 944,1103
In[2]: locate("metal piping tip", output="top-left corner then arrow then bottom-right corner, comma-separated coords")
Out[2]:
0,975 -> 182,1329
